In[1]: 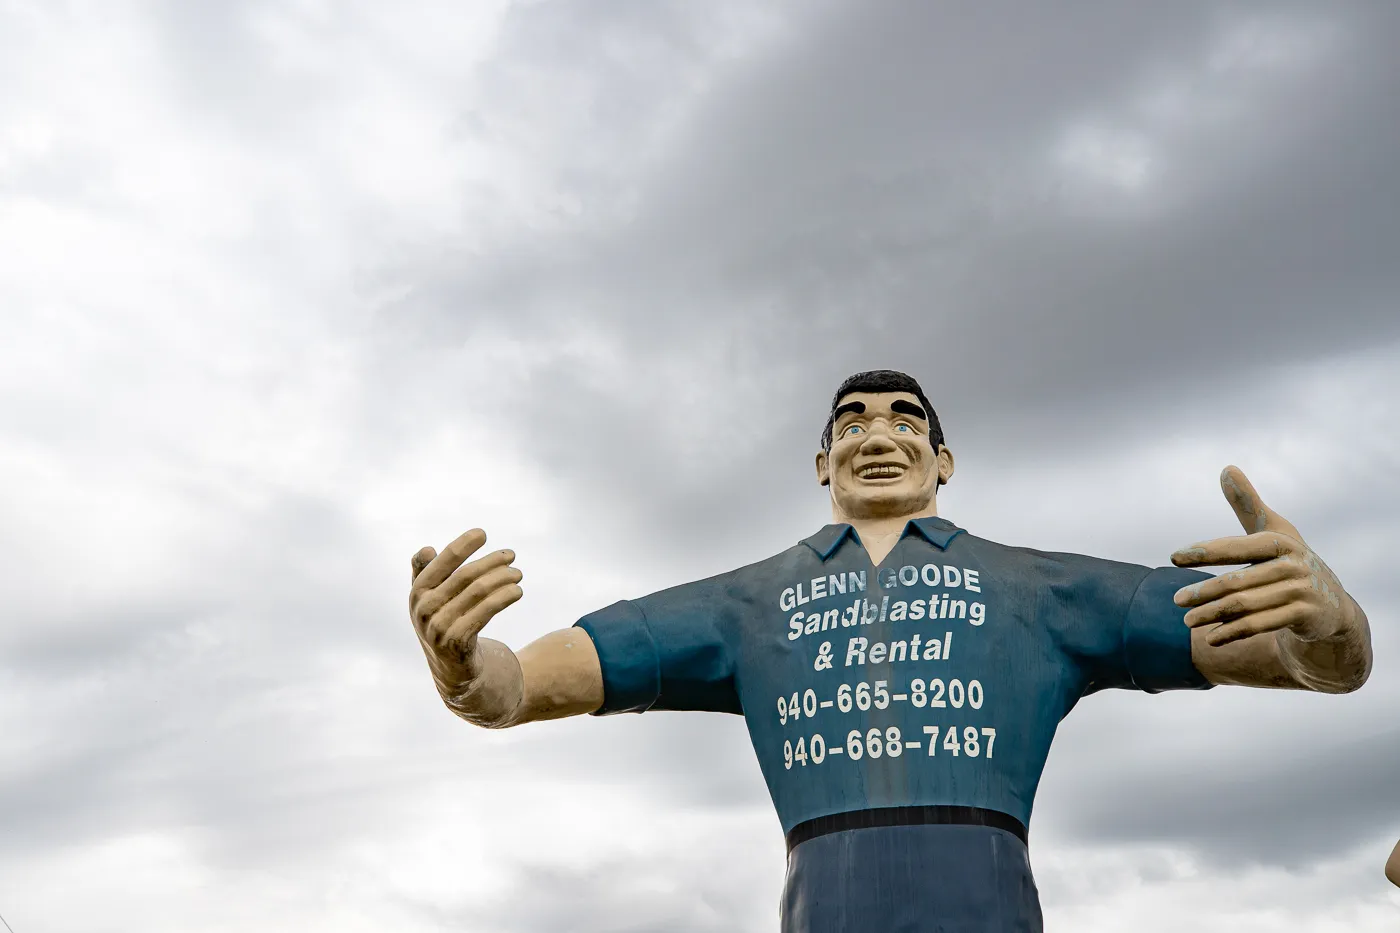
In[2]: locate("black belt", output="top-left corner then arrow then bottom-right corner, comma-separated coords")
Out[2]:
785,805 -> 1028,853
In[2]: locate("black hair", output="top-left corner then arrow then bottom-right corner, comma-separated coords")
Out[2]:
820,369 -> 945,453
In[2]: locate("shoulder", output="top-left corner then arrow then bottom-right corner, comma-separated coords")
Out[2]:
957,533 -> 1150,586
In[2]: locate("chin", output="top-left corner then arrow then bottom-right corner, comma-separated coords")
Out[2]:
842,488 -> 925,519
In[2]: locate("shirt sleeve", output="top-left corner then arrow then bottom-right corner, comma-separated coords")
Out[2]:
1121,565 -> 1215,693
574,575 -> 742,716
1041,552 -> 1214,696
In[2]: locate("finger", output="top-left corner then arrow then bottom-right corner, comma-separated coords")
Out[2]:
415,548 -> 517,621
1220,466 -> 1304,541
440,581 -> 525,647
414,529 -> 488,591
412,547 -> 437,582
1171,531 -> 1300,568
1173,559 -> 1297,607
424,564 -> 524,644
1203,602 -> 1309,647
1183,577 -> 1308,628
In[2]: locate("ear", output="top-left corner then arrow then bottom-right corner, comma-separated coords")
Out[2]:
936,445 -> 955,487
815,449 -> 831,487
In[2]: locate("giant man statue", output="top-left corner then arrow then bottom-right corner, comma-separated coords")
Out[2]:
407,370 -> 1373,932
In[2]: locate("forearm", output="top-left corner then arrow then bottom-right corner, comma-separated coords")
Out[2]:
515,626 -> 605,722
1274,596 -> 1372,694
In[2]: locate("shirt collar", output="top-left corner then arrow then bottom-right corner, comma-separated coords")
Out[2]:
799,516 -> 965,561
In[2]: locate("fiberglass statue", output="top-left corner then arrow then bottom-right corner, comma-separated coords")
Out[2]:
407,369 -> 1373,932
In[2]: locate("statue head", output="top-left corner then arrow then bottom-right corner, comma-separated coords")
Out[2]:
814,370 -> 955,522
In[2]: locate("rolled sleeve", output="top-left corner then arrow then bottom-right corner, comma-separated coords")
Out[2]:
575,600 -> 662,715
1124,567 -> 1214,693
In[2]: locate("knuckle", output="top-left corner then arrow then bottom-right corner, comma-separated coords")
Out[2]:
422,619 -> 447,647
418,598 -> 446,627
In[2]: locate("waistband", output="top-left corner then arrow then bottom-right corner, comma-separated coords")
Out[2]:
785,805 -> 1029,854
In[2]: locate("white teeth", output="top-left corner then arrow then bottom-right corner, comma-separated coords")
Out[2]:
858,465 -> 905,478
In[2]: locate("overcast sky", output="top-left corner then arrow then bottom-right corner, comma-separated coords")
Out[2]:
2,1 -> 1398,930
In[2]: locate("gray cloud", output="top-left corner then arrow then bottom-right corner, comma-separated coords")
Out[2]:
379,0 -> 1400,566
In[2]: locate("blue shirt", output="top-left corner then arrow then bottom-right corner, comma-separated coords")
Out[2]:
576,518 -> 1211,932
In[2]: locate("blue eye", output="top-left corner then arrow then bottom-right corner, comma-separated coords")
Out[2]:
896,424 -> 911,433
845,425 -> 863,436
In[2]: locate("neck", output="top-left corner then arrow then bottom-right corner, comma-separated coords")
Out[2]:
832,499 -> 940,565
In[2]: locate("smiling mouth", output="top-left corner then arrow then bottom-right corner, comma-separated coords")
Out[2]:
857,463 -> 907,480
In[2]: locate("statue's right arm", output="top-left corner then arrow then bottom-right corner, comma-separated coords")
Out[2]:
1386,838 -> 1400,888
409,529 -> 604,729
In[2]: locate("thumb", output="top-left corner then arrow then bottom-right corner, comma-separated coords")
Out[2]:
1219,466 -> 1302,541
411,546 -> 437,582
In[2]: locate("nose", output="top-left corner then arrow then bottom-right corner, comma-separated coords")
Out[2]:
858,428 -> 898,454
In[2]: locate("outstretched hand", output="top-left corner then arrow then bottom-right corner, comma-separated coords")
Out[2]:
408,529 -> 526,726
1170,466 -> 1354,648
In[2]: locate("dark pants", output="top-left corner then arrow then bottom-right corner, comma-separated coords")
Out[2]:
781,824 -> 1042,932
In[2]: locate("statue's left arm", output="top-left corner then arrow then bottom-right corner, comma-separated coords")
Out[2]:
1170,467 -> 1372,693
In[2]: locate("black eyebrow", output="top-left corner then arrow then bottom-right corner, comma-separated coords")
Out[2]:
833,401 -> 866,420
891,399 -> 927,421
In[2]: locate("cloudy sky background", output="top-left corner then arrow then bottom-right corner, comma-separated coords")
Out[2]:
2,1 -> 1399,930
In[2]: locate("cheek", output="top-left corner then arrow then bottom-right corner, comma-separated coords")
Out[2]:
898,440 -> 932,464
